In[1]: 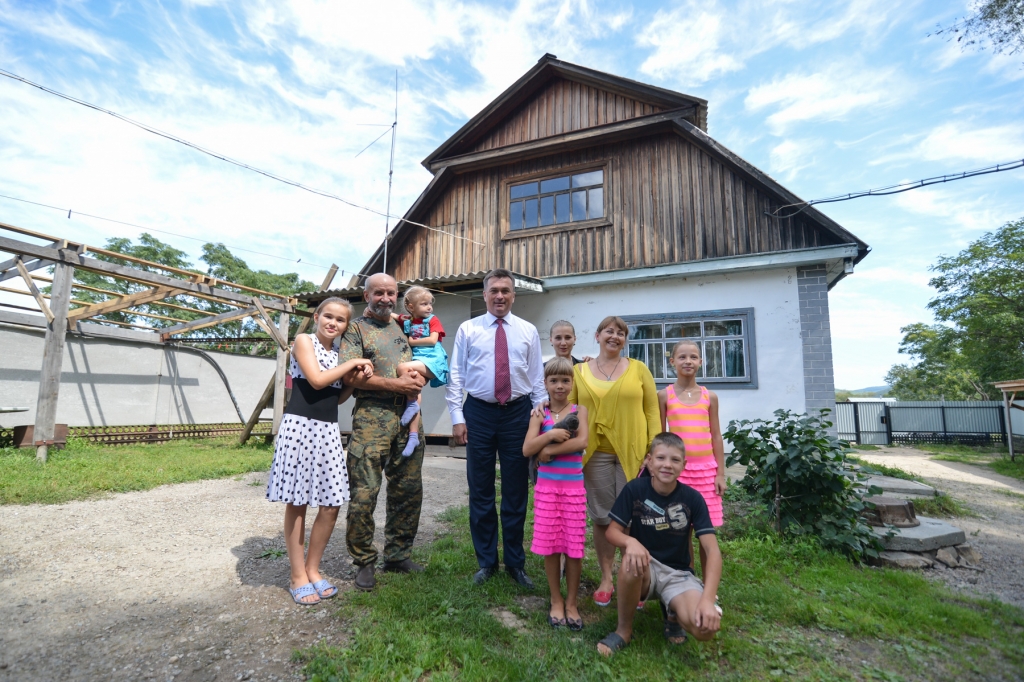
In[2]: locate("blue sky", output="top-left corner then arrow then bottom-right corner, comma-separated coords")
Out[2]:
1,0 -> 1022,389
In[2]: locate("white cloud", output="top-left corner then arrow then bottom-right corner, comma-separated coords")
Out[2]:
0,2 -> 117,59
637,2 -> 743,86
745,63 -> 903,133
914,122 -> 1024,164
769,138 -> 816,180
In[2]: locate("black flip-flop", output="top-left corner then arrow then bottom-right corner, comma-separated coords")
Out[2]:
664,617 -> 687,644
597,632 -> 628,656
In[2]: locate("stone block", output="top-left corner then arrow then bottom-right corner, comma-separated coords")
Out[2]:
956,543 -> 981,565
876,551 -> 934,569
863,476 -> 937,498
935,546 -> 959,568
872,516 -> 966,552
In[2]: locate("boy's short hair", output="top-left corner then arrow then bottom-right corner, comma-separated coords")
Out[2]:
649,432 -> 686,456
544,356 -> 574,379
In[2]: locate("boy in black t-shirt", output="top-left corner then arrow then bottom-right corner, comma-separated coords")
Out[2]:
597,432 -> 723,656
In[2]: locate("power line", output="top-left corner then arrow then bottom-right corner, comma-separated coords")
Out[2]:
0,67 -> 484,248
769,158 -> 1024,219
0,191 -> 333,268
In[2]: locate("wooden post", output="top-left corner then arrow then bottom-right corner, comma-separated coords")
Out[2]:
1006,391 -> 1017,462
237,265 -> 337,444
33,260 -> 74,462
272,311 -> 289,437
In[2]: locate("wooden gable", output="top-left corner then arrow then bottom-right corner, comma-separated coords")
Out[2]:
467,77 -> 666,154
366,58 -> 867,283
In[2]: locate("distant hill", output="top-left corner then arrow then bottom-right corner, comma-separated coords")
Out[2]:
835,385 -> 890,400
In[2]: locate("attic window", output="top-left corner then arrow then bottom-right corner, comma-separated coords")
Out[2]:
509,169 -> 604,231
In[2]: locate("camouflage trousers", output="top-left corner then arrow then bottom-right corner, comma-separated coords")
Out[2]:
345,397 -> 424,567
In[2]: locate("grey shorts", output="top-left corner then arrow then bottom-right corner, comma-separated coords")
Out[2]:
646,557 -> 704,607
583,451 -> 627,525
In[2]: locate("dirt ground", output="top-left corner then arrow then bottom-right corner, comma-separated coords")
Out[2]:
0,454 -> 469,682
857,446 -> 1024,609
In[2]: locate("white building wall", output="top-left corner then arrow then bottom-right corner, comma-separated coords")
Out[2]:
0,323 -> 277,428
514,266 -> 806,432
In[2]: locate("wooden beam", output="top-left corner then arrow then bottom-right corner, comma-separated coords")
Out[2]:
160,306 -> 259,337
0,255 -> 52,283
33,261 -> 74,462
15,257 -> 55,323
239,264 -> 337,444
272,312 -> 290,436
0,234 -> 297,314
253,297 -> 289,351
65,285 -> 180,323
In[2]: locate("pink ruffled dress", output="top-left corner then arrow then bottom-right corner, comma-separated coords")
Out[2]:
665,385 -> 723,526
530,405 -> 587,558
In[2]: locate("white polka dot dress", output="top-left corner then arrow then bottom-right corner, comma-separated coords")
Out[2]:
266,334 -> 350,507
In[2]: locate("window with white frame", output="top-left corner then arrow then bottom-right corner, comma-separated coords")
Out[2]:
622,309 -> 756,386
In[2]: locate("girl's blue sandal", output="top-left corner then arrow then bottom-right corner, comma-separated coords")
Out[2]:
312,579 -> 337,599
290,583 -> 321,606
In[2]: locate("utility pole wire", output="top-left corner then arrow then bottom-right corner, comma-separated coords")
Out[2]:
768,158 -> 1024,219
0,67 -> 484,248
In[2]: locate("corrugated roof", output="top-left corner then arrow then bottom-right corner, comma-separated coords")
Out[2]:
297,271 -> 543,304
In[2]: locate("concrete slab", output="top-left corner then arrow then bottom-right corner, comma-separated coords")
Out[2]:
876,551 -> 934,569
872,516 -> 966,552
862,475 -> 937,498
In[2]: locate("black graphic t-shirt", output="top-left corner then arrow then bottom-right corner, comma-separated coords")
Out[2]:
608,477 -> 715,573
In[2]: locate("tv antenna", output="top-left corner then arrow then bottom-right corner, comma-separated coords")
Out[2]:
355,71 -> 398,274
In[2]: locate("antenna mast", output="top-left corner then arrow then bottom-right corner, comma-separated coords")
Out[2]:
383,71 -> 398,274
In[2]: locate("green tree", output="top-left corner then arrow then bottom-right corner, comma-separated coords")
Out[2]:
885,218 -> 1024,399
933,0 -> 1024,57
884,323 -> 991,400
929,218 -> 1024,385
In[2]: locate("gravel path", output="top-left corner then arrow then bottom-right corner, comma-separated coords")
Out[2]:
857,447 -> 1024,609
0,455 -> 468,682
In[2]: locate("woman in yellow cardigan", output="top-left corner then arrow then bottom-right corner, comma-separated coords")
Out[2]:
569,315 -> 661,606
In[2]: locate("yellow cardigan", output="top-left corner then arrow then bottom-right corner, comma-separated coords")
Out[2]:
569,359 -> 662,480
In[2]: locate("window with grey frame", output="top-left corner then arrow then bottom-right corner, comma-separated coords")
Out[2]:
623,310 -> 755,385
508,169 -> 604,231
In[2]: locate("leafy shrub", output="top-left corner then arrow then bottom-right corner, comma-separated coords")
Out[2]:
725,409 -> 883,560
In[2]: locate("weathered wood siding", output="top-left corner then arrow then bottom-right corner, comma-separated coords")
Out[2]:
388,132 -> 843,281
469,78 -> 664,153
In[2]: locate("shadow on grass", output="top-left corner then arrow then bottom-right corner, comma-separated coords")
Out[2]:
298,503 -> 1024,681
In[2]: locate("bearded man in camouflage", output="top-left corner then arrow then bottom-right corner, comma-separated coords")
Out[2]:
338,273 -> 427,590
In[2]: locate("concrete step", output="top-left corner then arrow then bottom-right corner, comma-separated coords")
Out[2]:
871,516 -> 965,552
861,475 -> 937,499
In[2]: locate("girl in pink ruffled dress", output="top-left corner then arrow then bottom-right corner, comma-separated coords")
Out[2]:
659,341 -> 726,574
523,357 -> 590,631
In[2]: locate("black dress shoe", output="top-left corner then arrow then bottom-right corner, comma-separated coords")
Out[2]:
354,563 -> 376,591
505,566 -> 535,590
383,559 -> 424,574
473,566 -> 498,585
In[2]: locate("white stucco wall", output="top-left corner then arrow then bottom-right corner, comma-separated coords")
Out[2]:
0,323 -> 276,428
338,267 -> 807,437
514,266 -> 806,432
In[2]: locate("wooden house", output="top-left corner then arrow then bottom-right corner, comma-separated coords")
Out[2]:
305,55 -> 869,437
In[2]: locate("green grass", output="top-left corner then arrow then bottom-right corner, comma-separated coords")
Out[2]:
852,444 -> 881,451
919,444 -> 1024,482
299,501 -> 1024,681
0,436 -> 273,504
848,456 -> 923,482
911,493 -> 977,519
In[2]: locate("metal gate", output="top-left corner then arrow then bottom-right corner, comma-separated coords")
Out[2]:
834,402 -> 889,445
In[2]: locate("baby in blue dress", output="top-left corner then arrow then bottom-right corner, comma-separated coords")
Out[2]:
394,285 -> 450,456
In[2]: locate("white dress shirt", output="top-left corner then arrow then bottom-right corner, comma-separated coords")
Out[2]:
446,311 -> 548,425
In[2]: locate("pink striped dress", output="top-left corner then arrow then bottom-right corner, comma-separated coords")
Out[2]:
665,385 -> 723,526
530,405 -> 587,558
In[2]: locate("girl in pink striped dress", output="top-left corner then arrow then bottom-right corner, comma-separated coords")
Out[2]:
523,357 -> 590,630
659,341 -> 726,566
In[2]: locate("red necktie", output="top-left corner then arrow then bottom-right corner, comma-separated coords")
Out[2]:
494,318 -> 511,405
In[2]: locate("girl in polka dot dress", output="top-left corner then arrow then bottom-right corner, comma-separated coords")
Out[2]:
266,297 -> 373,605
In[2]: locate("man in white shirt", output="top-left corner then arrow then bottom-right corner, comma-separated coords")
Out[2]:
447,268 -> 547,588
